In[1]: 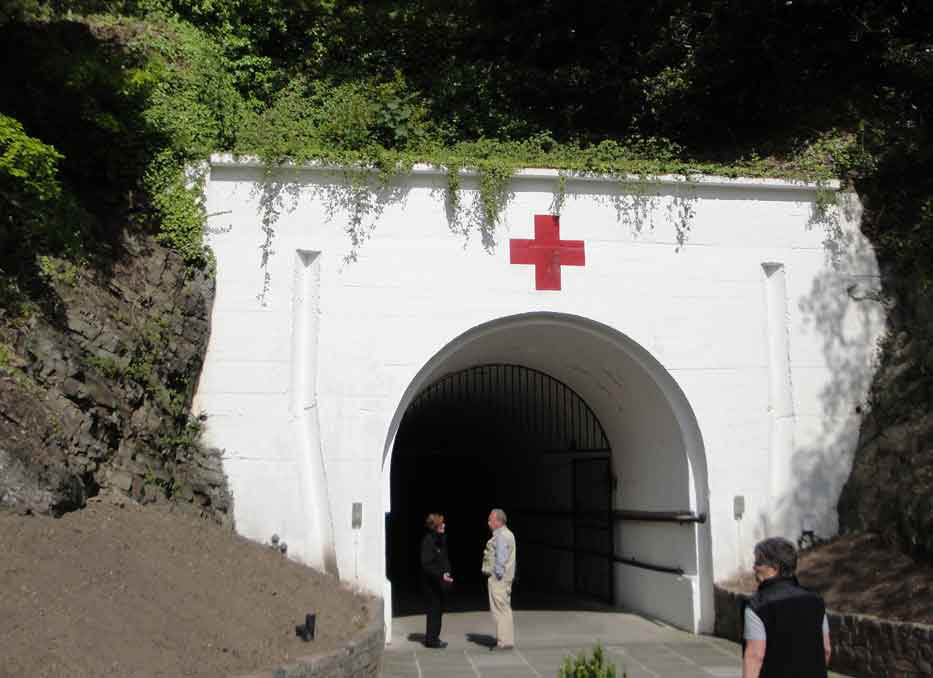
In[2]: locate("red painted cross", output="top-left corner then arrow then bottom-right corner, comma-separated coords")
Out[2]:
509,215 -> 585,291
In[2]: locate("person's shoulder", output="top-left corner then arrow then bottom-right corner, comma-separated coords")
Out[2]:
789,578 -> 824,600
799,584 -> 826,606
795,580 -> 821,595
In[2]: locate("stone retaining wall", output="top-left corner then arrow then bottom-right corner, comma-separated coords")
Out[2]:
235,599 -> 384,678
714,585 -> 933,677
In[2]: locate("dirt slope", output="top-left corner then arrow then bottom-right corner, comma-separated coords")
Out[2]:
720,532 -> 933,625
0,496 -> 373,678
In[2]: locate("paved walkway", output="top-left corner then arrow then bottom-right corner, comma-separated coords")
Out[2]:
382,608 -> 849,678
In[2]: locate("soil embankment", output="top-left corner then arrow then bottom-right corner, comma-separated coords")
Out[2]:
720,532 -> 933,625
0,497 -> 373,678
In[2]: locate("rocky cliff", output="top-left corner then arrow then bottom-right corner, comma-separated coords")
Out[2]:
0,234 -> 231,522
839,275 -> 933,560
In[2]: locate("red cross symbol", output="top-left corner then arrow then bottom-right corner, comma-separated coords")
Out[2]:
510,215 -> 585,290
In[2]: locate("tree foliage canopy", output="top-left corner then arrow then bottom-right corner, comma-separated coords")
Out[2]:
0,0 -> 931,279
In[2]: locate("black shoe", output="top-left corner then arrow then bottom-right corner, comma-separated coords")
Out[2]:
424,640 -> 448,649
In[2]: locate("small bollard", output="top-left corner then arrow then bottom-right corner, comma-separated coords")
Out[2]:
295,613 -> 316,642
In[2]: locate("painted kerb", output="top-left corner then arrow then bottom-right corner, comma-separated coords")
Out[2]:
233,598 -> 384,678
714,585 -> 933,677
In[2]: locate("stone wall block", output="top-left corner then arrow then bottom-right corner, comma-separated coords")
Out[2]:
107,470 -> 134,492
0,234 -> 230,518
231,599 -> 384,678
893,658 -> 919,673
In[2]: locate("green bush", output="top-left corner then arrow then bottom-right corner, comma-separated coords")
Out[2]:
0,112 -> 91,263
0,114 -> 63,204
559,644 -> 620,678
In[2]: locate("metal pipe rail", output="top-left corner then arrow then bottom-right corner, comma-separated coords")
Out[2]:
522,538 -> 686,576
511,507 -> 706,524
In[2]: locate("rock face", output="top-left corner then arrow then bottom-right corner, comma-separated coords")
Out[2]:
839,279 -> 933,560
0,234 -> 231,523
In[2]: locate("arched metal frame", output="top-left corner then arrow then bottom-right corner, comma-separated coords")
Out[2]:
397,363 -> 615,604
381,312 -> 714,634
401,363 -> 611,453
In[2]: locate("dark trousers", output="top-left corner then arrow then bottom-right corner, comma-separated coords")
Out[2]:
423,578 -> 445,644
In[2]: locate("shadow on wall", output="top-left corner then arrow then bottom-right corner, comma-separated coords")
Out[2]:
225,167 -> 717,306
782,197 -> 885,540
226,167 -> 884,549
244,168 -> 413,305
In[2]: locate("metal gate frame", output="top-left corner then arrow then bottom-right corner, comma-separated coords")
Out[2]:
572,455 -> 615,605
399,364 -> 616,604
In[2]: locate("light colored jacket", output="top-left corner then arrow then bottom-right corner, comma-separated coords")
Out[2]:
482,525 -> 516,582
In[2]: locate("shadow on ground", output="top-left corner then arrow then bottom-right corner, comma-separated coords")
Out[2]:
393,590 -> 619,617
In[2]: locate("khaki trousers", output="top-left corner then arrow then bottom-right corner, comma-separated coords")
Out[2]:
487,577 -> 514,647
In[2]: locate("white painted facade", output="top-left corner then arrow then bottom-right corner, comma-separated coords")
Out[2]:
195,157 -> 886,635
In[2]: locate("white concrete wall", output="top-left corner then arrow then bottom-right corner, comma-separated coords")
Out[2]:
195,161 -> 885,633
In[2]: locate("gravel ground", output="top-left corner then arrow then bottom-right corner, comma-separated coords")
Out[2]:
0,495 -> 373,678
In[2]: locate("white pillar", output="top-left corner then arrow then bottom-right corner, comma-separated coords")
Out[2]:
762,262 -> 796,537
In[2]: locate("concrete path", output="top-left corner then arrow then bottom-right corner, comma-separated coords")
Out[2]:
382,609 -> 849,678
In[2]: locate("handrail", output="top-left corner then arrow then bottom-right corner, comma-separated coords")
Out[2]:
510,507 -> 706,524
613,510 -> 706,524
522,539 -> 686,576
613,555 -> 685,576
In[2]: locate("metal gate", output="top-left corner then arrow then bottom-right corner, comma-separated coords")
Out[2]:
399,364 -> 615,604
573,457 -> 613,603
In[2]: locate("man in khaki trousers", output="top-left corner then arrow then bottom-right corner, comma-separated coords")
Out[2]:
482,508 -> 516,650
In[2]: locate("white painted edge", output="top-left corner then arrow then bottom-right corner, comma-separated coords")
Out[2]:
208,153 -> 841,192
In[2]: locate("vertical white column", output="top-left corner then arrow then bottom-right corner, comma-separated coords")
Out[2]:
291,250 -> 339,576
762,263 -> 796,536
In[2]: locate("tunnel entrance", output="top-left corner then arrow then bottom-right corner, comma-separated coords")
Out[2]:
387,364 -> 615,613
381,312 -> 713,632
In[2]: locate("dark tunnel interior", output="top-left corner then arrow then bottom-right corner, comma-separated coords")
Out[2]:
387,364 -> 614,614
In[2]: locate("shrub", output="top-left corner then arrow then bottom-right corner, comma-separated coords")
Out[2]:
559,644 -> 620,678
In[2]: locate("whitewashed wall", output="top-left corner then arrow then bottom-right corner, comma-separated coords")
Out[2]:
194,158 -> 885,634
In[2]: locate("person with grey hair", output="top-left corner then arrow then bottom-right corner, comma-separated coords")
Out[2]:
743,537 -> 830,678
482,508 -> 516,650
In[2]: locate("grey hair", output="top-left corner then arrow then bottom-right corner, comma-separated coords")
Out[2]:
753,537 -> 797,576
491,508 -> 507,525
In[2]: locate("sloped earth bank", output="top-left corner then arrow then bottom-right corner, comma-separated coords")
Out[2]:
0,496 -> 373,678
719,532 -> 933,625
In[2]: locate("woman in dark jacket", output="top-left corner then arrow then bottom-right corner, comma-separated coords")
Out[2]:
421,513 -> 453,648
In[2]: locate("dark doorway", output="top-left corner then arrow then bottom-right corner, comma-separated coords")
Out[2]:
387,364 -> 614,615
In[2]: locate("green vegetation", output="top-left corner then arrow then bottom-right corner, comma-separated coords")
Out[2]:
0,340 -> 14,368
143,465 -> 177,499
559,644 -> 619,678
6,1 -> 929,284
1,4 -> 931,526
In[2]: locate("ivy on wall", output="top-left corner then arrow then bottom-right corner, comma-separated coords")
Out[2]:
0,4 -> 917,293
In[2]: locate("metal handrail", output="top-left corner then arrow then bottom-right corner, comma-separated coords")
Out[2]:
522,538 -> 686,576
511,507 -> 706,524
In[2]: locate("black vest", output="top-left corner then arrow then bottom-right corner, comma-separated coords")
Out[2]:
746,576 -> 827,678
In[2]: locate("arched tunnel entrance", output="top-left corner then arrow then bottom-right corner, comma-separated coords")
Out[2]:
388,365 -> 615,611
382,313 -> 714,633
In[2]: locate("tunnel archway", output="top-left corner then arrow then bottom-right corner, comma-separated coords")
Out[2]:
389,365 -> 615,610
382,312 -> 713,633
